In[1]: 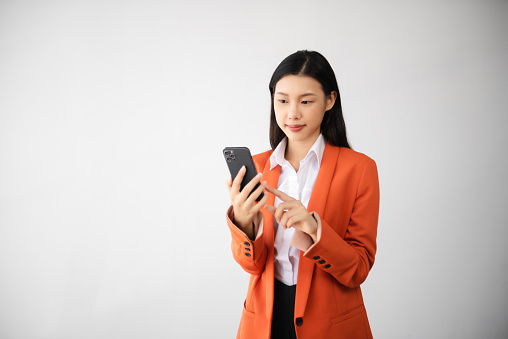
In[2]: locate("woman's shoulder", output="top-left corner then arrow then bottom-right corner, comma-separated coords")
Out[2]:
335,146 -> 377,171
252,150 -> 274,172
339,147 -> 375,162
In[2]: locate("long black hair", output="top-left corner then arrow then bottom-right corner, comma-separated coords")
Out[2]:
268,50 -> 351,149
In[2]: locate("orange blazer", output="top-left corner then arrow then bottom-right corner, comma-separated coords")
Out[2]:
226,143 -> 380,339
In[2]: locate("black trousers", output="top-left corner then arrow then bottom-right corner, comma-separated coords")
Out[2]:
271,279 -> 297,339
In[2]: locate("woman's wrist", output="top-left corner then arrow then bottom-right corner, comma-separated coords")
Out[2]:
308,212 -> 318,243
234,217 -> 255,239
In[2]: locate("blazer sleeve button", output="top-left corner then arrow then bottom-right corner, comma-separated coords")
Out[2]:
318,260 -> 326,264
296,317 -> 303,326
312,256 -> 320,260
324,264 -> 331,268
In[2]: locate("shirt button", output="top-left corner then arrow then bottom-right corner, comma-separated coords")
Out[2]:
245,253 -> 251,257
296,317 -> 303,326
244,242 -> 250,246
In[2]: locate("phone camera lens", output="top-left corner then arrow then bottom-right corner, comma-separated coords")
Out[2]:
230,154 -> 236,160
224,151 -> 230,156
226,157 -> 232,162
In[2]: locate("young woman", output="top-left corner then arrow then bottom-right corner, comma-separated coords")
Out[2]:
225,50 -> 380,339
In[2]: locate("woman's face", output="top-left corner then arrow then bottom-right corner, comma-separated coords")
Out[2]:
273,75 -> 336,146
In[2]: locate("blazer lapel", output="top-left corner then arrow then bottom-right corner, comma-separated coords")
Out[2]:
294,143 -> 341,318
261,157 -> 280,318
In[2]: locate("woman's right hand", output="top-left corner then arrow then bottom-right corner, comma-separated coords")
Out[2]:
226,166 -> 268,239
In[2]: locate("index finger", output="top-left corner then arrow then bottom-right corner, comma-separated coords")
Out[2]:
265,185 -> 295,202
231,166 -> 246,193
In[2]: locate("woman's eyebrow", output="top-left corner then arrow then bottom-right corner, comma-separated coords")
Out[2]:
275,92 -> 317,97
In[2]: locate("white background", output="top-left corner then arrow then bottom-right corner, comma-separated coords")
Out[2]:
1,1 -> 507,338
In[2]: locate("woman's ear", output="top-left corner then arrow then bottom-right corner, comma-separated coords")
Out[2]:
326,91 -> 337,111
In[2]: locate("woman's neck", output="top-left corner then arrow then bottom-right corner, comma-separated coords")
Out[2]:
284,134 -> 320,172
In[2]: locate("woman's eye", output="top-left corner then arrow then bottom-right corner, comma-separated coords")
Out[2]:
278,99 -> 287,103
301,100 -> 312,104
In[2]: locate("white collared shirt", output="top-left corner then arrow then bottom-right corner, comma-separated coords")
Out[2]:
269,134 -> 326,285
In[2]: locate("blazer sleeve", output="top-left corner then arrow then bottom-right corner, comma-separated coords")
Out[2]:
303,158 -> 380,288
226,207 -> 268,275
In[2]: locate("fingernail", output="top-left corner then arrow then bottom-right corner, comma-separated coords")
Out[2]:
261,181 -> 267,186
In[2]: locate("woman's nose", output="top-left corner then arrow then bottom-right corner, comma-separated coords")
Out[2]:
288,104 -> 301,119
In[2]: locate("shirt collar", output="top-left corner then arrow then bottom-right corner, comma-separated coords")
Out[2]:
269,134 -> 326,170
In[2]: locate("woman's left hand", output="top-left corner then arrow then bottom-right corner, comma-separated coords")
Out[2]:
264,186 -> 318,243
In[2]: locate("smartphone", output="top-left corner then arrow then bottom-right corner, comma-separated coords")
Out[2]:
223,147 -> 264,202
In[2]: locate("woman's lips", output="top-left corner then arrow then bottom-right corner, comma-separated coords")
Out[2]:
287,124 -> 304,132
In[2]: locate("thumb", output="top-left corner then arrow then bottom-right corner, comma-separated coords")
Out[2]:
264,205 -> 276,215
